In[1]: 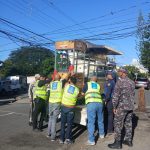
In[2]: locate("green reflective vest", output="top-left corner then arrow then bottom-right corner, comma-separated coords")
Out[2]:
62,84 -> 79,106
85,81 -> 102,104
35,81 -> 47,100
49,81 -> 63,103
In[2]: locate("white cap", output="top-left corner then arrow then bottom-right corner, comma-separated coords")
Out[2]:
35,74 -> 40,78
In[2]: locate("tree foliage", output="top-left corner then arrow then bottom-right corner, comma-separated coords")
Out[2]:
0,46 -> 54,77
137,12 -> 150,73
124,65 -> 140,80
124,65 -> 148,80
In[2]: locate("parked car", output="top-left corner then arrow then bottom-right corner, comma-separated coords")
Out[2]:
0,80 -> 20,95
135,77 -> 150,90
6,75 -> 27,90
0,80 -> 12,95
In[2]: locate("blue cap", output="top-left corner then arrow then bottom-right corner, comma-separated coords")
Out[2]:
118,67 -> 128,74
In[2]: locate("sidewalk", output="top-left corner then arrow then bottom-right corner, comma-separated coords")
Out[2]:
69,111 -> 150,150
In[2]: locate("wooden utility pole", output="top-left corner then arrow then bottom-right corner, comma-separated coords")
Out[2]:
138,87 -> 146,112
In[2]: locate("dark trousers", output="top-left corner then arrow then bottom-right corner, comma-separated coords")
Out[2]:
106,101 -> 114,132
60,105 -> 74,141
32,98 -> 46,130
114,109 -> 133,141
29,99 -> 35,123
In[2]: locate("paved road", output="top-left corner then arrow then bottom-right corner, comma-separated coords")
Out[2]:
0,90 -> 150,150
0,101 -> 86,150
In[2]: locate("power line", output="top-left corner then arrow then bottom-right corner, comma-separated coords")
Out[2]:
81,23 -> 149,41
45,18 -> 136,35
44,0 -> 94,35
0,29 -> 33,45
46,1 -> 150,34
21,0 -> 66,27
0,17 -> 55,43
0,0 -> 58,30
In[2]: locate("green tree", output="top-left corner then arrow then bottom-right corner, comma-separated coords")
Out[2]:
0,46 -> 54,77
124,65 -> 140,80
137,12 -> 150,73
41,57 -> 54,76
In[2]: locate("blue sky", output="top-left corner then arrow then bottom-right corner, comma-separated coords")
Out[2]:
0,0 -> 149,65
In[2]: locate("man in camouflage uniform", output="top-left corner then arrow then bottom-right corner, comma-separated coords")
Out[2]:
108,68 -> 135,149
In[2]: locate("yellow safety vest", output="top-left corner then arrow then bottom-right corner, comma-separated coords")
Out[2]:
85,81 -> 102,104
35,80 -> 47,100
49,81 -> 63,103
62,84 -> 79,106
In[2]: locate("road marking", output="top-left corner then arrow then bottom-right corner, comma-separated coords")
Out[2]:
0,112 -> 14,117
0,110 -> 12,113
0,110 -> 28,116
13,112 -> 28,116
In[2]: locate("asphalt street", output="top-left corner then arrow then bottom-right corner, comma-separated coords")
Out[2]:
0,89 -> 150,150
0,101 -> 87,150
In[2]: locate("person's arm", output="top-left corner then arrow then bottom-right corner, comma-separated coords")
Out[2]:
104,82 -> 112,103
112,80 -> 121,113
62,79 -> 67,88
38,80 -> 48,87
28,83 -> 33,102
82,83 -> 88,95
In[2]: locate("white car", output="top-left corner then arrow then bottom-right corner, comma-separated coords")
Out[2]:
135,78 -> 150,90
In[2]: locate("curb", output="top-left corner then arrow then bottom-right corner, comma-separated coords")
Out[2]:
0,98 -> 16,103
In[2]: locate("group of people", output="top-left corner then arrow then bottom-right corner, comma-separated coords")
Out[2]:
28,67 -> 135,149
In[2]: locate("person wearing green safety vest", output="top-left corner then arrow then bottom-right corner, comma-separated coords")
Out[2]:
82,76 -> 104,146
28,74 -> 40,126
47,74 -> 64,141
59,76 -> 79,144
32,74 -> 48,132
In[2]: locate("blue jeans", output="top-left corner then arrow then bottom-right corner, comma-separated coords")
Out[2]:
87,102 -> 104,142
60,105 -> 74,141
48,103 -> 60,139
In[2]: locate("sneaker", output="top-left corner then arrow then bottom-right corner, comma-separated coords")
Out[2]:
99,135 -> 105,139
51,139 -> 55,142
59,139 -> 64,144
46,135 -> 50,138
64,139 -> 73,144
86,140 -> 95,146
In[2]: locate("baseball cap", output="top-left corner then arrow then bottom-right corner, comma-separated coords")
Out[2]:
118,67 -> 128,74
35,74 -> 40,78
106,71 -> 113,76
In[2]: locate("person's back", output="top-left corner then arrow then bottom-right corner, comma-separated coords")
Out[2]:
47,74 -> 63,141
108,68 -> 135,149
60,76 -> 79,144
82,76 -> 104,145
113,76 -> 135,111
32,75 -> 48,131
